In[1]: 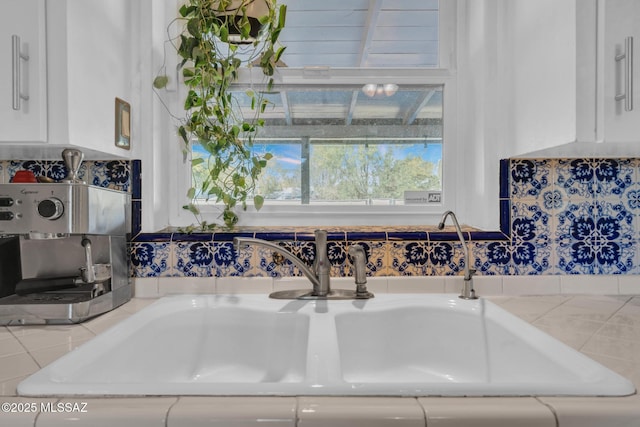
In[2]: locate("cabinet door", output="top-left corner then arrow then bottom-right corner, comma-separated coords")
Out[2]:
603,0 -> 640,142
0,0 -> 47,143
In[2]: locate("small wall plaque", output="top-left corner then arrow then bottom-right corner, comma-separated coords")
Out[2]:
115,98 -> 131,150
404,190 -> 442,204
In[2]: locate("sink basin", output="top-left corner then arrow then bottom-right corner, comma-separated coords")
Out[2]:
334,300 -> 627,395
21,295 -> 310,395
18,293 -> 636,397
336,306 -> 487,384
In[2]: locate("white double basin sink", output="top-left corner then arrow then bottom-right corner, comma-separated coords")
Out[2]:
18,294 -> 635,397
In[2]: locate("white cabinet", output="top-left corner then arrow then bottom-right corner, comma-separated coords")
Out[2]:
0,0 -> 47,143
602,0 -> 640,142
1,0 -> 135,159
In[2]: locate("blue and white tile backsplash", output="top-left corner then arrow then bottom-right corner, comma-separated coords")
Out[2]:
7,157 -> 636,281
130,157 -> 640,281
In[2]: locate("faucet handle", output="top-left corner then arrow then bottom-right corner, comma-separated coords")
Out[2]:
313,229 -> 328,271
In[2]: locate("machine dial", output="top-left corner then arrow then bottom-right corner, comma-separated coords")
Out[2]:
37,198 -> 65,220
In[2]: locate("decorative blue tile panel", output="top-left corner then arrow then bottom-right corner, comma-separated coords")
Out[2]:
127,156 -> 640,283
2,159 -> 133,191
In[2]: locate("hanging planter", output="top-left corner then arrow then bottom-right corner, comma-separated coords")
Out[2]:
154,0 -> 287,230
211,0 -> 272,44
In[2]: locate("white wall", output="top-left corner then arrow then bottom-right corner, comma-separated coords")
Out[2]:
48,0 -> 135,158
456,0 -> 579,229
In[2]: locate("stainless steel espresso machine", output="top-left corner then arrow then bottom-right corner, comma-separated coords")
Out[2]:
0,150 -> 131,325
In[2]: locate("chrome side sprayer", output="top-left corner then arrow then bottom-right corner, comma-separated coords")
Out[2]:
438,210 -> 478,300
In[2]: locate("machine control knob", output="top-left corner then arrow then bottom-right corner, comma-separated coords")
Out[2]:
37,198 -> 65,220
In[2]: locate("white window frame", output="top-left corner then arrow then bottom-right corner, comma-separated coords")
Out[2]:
166,1 -> 458,228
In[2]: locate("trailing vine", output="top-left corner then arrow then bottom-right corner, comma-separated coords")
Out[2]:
154,0 -> 286,229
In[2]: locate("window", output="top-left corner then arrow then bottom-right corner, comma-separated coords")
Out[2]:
170,1 -> 457,227
193,84 -> 444,205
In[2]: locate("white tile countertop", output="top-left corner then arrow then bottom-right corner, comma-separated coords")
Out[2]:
1,294 -> 640,426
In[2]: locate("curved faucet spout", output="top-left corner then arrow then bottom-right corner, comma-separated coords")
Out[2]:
233,236 -> 324,294
438,210 -> 478,299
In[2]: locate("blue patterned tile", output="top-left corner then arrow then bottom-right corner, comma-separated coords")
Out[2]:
510,159 -> 552,200
174,241 -> 214,277
296,231 -> 346,242
255,232 -> 296,241
388,241 -> 465,276
91,160 -> 130,191
555,200 -> 636,274
213,231 -> 254,242
11,160 -> 79,182
131,159 -> 142,200
130,242 -> 171,277
131,200 -> 142,237
499,198 -> 511,236
346,231 -> 386,241
557,158 -> 633,200
387,231 -> 427,241
172,233 -> 213,242
429,231 -> 472,242
132,232 -> 173,242
623,159 -> 640,213
475,201 -> 552,275
499,159 -> 510,199
174,241 -> 244,277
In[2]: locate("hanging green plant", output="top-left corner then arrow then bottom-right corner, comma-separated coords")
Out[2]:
154,0 -> 286,229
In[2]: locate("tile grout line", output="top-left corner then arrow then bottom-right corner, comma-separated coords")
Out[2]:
576,295 -> 635,353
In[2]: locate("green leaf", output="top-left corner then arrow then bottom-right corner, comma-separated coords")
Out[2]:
183,203 -> 200,215
191,158 -> 204,167
219,25 -> 229,42
253,195 -> 264,210
178,126 -> 189,145
222,209 -> 239,228
274,46 -> 286,63
186,187 -> 196,200
278,5 -> 287,29
187,18 -> 201,38
153,75 -> 169,89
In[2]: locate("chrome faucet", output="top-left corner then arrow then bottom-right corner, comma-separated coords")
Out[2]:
438,210 -> 478,300
233,230 -> 373,300
234,229 -> 330,297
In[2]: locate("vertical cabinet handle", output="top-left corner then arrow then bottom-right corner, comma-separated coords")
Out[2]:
615,36 -> 633,112
11,35 -> 30,111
